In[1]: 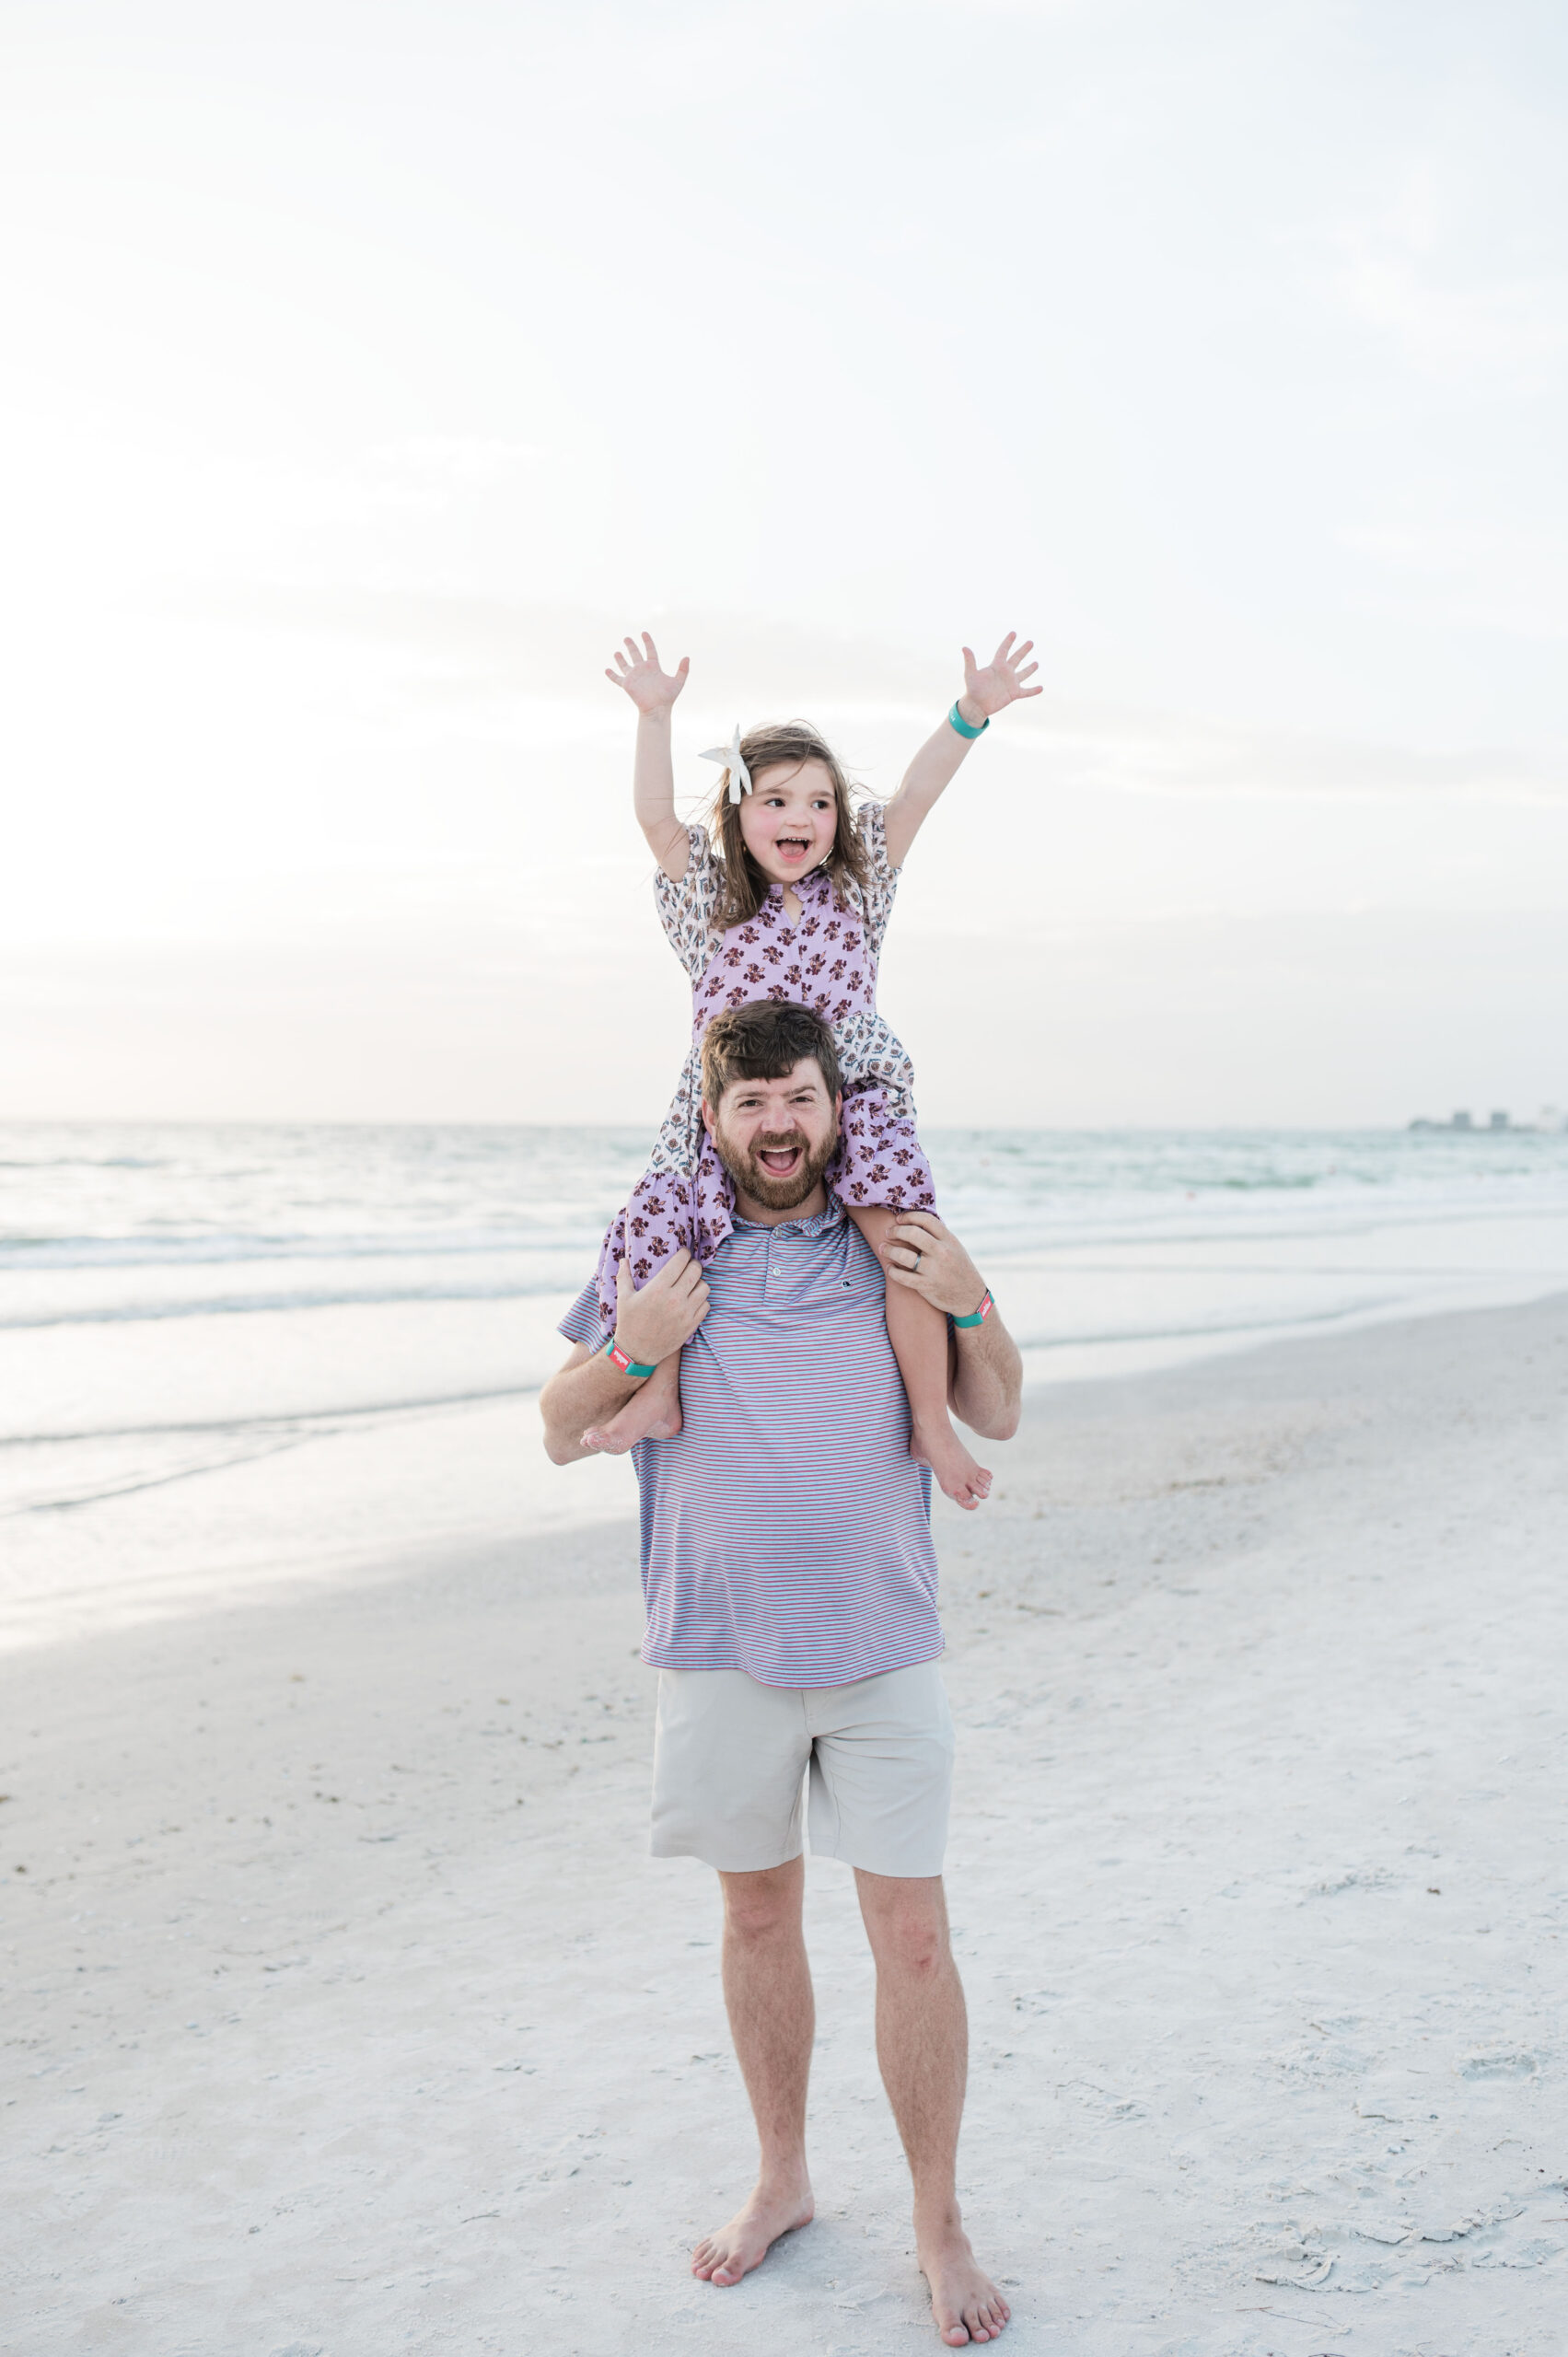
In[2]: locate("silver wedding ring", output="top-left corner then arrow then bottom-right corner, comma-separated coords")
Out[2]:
912,1248 -> 923,1268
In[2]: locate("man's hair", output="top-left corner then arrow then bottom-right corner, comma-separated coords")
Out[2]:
705,721 -> 871,927
700,1001 -> 842,1109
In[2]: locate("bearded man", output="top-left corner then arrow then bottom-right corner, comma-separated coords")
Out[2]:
540,998 -> 1022,2349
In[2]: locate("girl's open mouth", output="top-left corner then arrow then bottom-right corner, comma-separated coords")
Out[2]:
773,836 -> 811,863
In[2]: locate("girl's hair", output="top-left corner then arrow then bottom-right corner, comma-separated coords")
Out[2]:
706,721 -> 871,927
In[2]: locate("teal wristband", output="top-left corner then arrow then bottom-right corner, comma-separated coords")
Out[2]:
605,1337 -> 657,1379
948,702 -> 989,740
951,1289 -> 993,1329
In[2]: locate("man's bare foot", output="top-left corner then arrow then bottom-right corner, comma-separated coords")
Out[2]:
691,2172 -> 815,2287
918,2217 -> 1011,2345
582,1357 -> 682,1454
910,1417 -> 992,1512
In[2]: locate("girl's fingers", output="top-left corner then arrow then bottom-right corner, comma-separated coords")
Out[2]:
624,636 -> 641,660
676,656 -> 690,675
643,632 -> 659,660
994,632 -> 1016,659
961,645 -> 977,671
1017,661 -> 1039,680
1012,639 -> 1035,659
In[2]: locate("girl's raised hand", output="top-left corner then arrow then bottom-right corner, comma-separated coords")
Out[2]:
606,632 -> 690,714
960,632 -> 1042,718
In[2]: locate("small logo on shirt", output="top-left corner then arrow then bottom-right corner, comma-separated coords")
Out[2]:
841,1278 -> 853,1287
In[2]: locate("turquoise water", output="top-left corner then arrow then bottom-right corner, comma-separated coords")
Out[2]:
4,1122 -> 1567,1329
4,1122 -> 1567,1621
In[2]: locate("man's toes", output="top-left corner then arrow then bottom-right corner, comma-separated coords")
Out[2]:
959,2299 -> 1004,2342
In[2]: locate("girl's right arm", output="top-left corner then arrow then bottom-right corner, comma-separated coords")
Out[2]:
606,631 -> 691,881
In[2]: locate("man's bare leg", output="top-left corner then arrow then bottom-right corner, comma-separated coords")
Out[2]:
855,1871 -> 1011,2347
691,1856 -> 817,2286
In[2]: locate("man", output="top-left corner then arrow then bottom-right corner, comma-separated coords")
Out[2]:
540,1000 -> 1022,2349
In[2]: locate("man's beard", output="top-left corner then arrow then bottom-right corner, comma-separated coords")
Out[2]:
712,1118 -> 841,1211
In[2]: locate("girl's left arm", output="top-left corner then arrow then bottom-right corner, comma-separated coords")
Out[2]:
882,632 -> 1041,869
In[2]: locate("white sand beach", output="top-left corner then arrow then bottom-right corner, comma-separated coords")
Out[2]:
5,1291 -> 1565,2355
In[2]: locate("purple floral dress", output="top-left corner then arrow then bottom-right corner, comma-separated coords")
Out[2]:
594,799 -> 937,1322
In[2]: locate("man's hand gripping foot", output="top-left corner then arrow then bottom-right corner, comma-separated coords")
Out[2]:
582,1353 -> 682,1453
691,2172 -> 815,2287
579,1253 -> 708,1453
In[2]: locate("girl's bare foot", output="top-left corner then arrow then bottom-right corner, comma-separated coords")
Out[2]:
918,2219 -> 1011,2344
910,1417 -> 992,1511
582,1355 -> 682,1453
691,2172 -> 815,2286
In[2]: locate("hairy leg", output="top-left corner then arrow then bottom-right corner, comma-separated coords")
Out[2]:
580,1347 -> 683,1452
691,1857 -> 817,2287
854,1871 -> 1011,2347
848,1208 -> 991,1509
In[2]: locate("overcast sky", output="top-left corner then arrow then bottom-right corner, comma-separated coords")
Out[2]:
3,0 -> 1565,1124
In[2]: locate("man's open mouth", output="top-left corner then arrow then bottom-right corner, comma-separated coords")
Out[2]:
757,1141 -> 805,1175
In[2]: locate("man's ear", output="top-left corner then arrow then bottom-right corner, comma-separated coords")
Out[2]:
702,1097 -> 715,1137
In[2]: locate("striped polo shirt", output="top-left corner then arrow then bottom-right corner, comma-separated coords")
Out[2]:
558,1196 -> 941,1689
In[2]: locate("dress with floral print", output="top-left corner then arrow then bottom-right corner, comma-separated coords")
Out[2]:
593,798 -> 936,1323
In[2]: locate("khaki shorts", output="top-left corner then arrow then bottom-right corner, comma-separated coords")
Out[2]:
650,1659 -> 955,1877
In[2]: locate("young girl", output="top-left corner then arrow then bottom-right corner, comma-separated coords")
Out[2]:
586,628 -> 1040,1508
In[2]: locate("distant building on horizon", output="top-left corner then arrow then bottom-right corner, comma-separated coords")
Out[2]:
1407,1106 -> 1566,1134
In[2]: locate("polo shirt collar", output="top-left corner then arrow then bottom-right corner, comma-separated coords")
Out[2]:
733,1191 -> 846,1241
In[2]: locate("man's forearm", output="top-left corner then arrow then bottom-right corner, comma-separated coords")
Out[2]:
542,1249 -> 713,1462
948,1310 -> 1022,1441
540,1345 -> 642,1463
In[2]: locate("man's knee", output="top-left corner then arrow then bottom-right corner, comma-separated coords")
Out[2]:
719,1861 -> 803,1942
857,1873 -> 953,1978
880,1922 -> 950,1980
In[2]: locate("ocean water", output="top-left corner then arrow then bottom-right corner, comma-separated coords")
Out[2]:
5,1119 -> 1568,1341
4,1122 -> 1568,1644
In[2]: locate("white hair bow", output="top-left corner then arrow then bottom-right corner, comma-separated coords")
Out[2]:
701,725 -> 751,805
